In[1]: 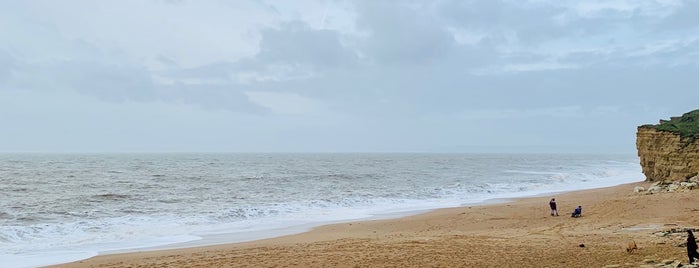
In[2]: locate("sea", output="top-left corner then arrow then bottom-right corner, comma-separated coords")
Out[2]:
0,153 -> 643,267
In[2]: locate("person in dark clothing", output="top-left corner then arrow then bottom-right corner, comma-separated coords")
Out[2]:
549,198 -> 558,216
687,230 -> 699,264
571,205 -> 582,217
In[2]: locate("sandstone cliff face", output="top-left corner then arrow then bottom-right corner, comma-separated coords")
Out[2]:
636,126 -> 699,181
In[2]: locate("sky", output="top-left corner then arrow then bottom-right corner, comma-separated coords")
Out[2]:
1,0 -> 698,153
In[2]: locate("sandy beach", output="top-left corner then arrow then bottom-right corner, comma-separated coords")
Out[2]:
48,181 -> 699,267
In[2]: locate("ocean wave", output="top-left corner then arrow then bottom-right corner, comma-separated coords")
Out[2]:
0,153 -> 643,267
91,194 -> 131,200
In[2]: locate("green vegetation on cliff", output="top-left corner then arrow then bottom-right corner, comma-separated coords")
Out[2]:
643,109 -> 699,138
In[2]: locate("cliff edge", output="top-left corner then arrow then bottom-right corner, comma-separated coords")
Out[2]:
636,109 -> 699,181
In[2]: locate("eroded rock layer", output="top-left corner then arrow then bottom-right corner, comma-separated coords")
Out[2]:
636,122 -> 699,181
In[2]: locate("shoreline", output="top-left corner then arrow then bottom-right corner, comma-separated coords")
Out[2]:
28,180 -> 628,267
102,202 -> 510,256
44,179 -> 635,265
48,179 -> 699,267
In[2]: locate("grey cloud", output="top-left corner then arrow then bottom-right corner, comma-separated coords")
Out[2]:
239,53 -> 698,120
0,2 -> 271,114
437,0 -> 695,48
0,50 -> 14,84
168,83 -> 266,113
62,62 -> 157,103
11,0 -> 690,122
212,0 -> 697,121
562,12 -> 661,41
163,61 -> 239,81
560,1 -> 685,38
155,55 -> 178,67
653,39 -> 699,67
654,0 -> 699,31
0,17 -> 266,113
354,1 -> 456,64
257,21 -> 358,68
439,0 -> 568,45
482,67 -> 698,111
3,57 -> 266,113
72,63 -> 267,113
162,20 -> 357,83
2,0 -> 697,153
162,0 -> 185,4
560,38 -> 699,68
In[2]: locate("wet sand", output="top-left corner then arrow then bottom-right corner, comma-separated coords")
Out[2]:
49,181 -> 699,267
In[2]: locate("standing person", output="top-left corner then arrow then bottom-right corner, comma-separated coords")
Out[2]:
687,230 -> 699,264
549,198 -> 558,216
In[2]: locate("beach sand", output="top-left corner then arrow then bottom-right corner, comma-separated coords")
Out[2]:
49,181 -> 699,267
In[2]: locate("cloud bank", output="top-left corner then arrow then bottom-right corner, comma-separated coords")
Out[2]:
1,0 -> 697,153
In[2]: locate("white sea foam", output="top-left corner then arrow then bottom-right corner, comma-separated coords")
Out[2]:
1,251 -> 97,268
0,153 -> 643,267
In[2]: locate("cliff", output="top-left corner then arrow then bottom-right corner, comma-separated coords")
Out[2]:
636,109 -> 699,182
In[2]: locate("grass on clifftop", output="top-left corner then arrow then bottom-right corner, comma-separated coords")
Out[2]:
645,109 -> 699,138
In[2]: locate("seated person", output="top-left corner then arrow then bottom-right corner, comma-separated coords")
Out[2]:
571,206 -> 582,217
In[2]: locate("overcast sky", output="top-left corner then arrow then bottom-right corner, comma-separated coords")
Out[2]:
1,0 -> 697,153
